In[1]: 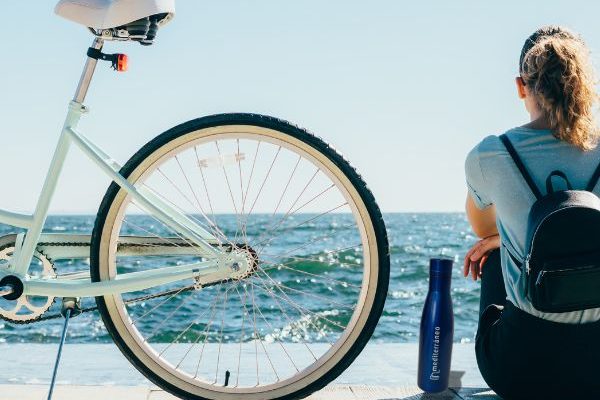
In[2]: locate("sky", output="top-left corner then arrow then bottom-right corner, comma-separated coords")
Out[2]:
1,1 -> 599,214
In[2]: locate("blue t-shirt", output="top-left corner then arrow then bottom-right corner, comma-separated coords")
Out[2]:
465,127 -> 600,323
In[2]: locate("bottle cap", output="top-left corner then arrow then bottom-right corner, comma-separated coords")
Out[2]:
429,258 -> 453,276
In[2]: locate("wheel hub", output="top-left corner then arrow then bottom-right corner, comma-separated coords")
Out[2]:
228,244 -> 258,280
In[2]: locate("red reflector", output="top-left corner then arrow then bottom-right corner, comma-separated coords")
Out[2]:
117,54 -> 128,72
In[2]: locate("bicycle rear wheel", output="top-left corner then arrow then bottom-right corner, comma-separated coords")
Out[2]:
91,113 -> 389,400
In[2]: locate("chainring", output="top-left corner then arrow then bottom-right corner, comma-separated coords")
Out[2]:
0,244 -> 56,323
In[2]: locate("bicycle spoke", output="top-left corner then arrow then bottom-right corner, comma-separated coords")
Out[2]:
240,142 -> 261,244
272,155 -> 301,218
144,291 -> 198,343
122,218 -> 184,250
250,290 -> 300,372
126,202 -> 213,260
255,202 -> 350,254
236,139 -> 248,246
144,176 -> 231,247
260,260 -> 362,289
193,283 -> 239,377
194,146 -> 219,234
234,284 -> 248,387
131,286 -> 188,323
231,282 -> 280,384
174,285 -> 227,370
249,283 -> 261,385
245,146 -> 281,218
250,270 -> 348,332
254,267 -> 354,309
260,248 -> 365,269
289,183 -> 335,215
174,155 -> 225,248
214,141 -> 243,245
214,279 -> 232,384
242,278 -> 317,361
251,168 -> 320,251
159,286 -> 226,357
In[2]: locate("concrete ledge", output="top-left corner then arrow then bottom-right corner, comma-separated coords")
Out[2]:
0,385 -> 148,400
0,343 -> 486,386
0,343 -> 498,399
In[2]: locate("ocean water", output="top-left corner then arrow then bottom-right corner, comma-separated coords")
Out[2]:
0,213 -> 481,345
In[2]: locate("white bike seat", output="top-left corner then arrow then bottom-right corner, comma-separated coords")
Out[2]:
55,0 -> 175,29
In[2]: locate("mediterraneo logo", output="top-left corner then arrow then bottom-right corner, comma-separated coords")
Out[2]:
430,326 -> 441,381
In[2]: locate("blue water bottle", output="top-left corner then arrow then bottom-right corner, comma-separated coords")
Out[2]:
417,258 -> 454,393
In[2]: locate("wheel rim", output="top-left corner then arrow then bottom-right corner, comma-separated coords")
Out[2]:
97,124 -> 380,398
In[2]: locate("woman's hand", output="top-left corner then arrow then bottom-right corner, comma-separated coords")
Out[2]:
463,234 -> 500,281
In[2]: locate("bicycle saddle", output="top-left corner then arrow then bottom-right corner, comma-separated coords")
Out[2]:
55,0 -> 175,30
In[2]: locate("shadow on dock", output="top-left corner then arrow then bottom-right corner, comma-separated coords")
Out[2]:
377,371 -> 500,400
380,387 -> 499,400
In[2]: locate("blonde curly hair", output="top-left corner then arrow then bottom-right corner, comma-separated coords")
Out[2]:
520,26 -> 599,150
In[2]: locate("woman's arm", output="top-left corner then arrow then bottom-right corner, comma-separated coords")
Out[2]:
465,194 -> 498,238
464,194 -> 500,280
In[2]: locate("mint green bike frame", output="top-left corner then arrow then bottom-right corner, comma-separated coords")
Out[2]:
0,38 -> 236,299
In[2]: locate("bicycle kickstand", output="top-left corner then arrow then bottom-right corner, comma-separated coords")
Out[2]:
47,297 -> 82,400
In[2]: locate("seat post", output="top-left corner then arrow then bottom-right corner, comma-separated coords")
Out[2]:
73,37 -> 104,104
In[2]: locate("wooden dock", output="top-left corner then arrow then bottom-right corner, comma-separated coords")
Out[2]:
0,384 -> 499,399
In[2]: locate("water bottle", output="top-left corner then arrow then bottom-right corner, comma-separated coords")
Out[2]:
417,258 -> 454,393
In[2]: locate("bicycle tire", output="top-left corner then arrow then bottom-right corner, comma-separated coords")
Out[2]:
90,113 -> 389,400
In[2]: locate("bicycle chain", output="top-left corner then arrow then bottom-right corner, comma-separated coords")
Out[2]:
26,283 -> 199,324
3,241 -> 205,325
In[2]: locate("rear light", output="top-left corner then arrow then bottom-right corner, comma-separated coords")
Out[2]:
87,48 -> 129,72
116,54 -> 128,72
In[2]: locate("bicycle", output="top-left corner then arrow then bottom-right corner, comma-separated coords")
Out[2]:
0,1 -> 390,399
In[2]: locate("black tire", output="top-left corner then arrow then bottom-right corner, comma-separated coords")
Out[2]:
90,113 -> 390,400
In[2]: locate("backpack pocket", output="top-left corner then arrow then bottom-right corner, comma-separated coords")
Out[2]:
533,252 -> 600,312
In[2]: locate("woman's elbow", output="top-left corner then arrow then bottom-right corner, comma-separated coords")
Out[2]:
471,224 -> 498,239
465,196 -> 498,238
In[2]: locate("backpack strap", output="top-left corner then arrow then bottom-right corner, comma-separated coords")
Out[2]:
499,134 -> 543,200
586,161 -> 600,191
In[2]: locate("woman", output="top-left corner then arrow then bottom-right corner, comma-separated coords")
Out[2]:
463,26 -> 600,399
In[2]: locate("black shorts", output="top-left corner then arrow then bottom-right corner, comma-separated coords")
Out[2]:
475,249 -> 600,399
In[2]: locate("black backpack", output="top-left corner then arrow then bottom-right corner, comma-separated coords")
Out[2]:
500,134 -> 600,313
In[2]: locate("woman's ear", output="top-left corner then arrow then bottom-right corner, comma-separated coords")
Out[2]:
515,76 -> 527,99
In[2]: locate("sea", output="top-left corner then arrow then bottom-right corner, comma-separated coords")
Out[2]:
0,213 -> 481,345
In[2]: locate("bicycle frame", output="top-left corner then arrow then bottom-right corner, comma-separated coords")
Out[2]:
0,38 -> 237,298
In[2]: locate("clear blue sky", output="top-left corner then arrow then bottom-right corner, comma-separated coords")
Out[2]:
1,1 -> 599,214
